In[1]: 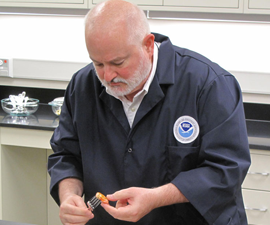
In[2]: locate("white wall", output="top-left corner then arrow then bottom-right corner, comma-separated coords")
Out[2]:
0,14 -> 270,102
1,14 -> 270,72
0,15 -> 88,62
150,19 -> 270,74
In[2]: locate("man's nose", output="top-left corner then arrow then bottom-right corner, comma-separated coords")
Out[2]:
103,65 -> 116,82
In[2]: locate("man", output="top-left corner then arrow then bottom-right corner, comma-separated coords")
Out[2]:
48,0 -> 251,224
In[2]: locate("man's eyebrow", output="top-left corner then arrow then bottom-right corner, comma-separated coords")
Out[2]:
111,56 -> 126,62
90,56 -> 126,64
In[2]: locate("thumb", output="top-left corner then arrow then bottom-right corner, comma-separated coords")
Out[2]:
106,193 -> 118,201
72,195 -> 88,208
107,188 -> 133,201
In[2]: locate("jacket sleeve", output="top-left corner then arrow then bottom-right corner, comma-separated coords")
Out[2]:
171,74 -> 251,224
47,77 -> 83,205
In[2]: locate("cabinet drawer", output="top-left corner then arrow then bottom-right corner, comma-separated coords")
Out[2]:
0,127 -> 52,149
242,153 -> 270,191
91,0 -> 163,5
248,0 -> 270,10
0,0 -> 87,8
164,0 -> 239,8
243,189 -> 270,225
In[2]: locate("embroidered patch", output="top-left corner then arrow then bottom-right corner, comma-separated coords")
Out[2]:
173,116 -> 199,144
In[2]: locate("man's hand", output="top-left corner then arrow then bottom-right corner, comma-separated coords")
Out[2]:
101,187 -> 156,222
58,178 -> 93,225
101,183 -> 188,223
59,194 -> 93,225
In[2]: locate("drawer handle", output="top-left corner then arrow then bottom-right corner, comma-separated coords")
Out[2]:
245,206 -> 267,212
247,171 -> 269,176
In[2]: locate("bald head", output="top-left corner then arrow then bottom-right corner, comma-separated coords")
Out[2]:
85,0 -> 150,45
84,0 -> 155,101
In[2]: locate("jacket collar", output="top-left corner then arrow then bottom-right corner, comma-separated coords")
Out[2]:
152,33 -> 175,85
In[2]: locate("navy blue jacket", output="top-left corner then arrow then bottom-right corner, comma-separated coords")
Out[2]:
48,33 -> 250,225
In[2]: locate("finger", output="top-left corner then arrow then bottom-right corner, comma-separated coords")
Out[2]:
101,202 -> 120,217
62,204 -> 86,216
107,188 -> 133,201
61,213 -> 93,225
60,204 -> 94,222
101,202 -> 133,221
106,194 -> 118,202
70,195 -> 89,209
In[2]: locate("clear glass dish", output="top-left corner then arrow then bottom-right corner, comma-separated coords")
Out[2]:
1,98 -> 39,116
48,97 -> 64,116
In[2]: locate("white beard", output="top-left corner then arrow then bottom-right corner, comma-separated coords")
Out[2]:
95,57 -> 152,97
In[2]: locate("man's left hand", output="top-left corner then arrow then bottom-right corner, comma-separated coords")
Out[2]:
101,187 -> 157,222
101,184 -> 188,222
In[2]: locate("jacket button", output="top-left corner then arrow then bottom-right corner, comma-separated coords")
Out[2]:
128,148 -> 133,153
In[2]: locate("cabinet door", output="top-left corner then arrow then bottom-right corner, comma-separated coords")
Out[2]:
244,0 -> 270,14
47,149 -> 62,225
1,145 -> 47,225
164,0 -> 239,8
91,0 -> 162,5
243,189 -> 270,225
249,0 -> 270,9
242,153 -> 270,192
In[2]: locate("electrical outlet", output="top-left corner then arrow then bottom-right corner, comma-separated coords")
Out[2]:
0,58 -> 13,77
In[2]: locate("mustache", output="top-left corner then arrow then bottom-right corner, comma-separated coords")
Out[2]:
106,77 -> 128,85
94,67 -> 128,86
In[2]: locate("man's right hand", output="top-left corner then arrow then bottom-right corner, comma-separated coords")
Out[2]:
58,178 -> 93,225
59,194 -> 93,225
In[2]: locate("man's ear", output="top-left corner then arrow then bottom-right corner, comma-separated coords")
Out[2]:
143,33 -> 155,56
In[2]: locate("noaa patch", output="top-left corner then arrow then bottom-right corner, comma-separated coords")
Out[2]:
173,116 -> 199,144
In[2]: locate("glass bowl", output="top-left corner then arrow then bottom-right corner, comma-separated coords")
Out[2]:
48,97 -> 64,116
1,98 -> 39,116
